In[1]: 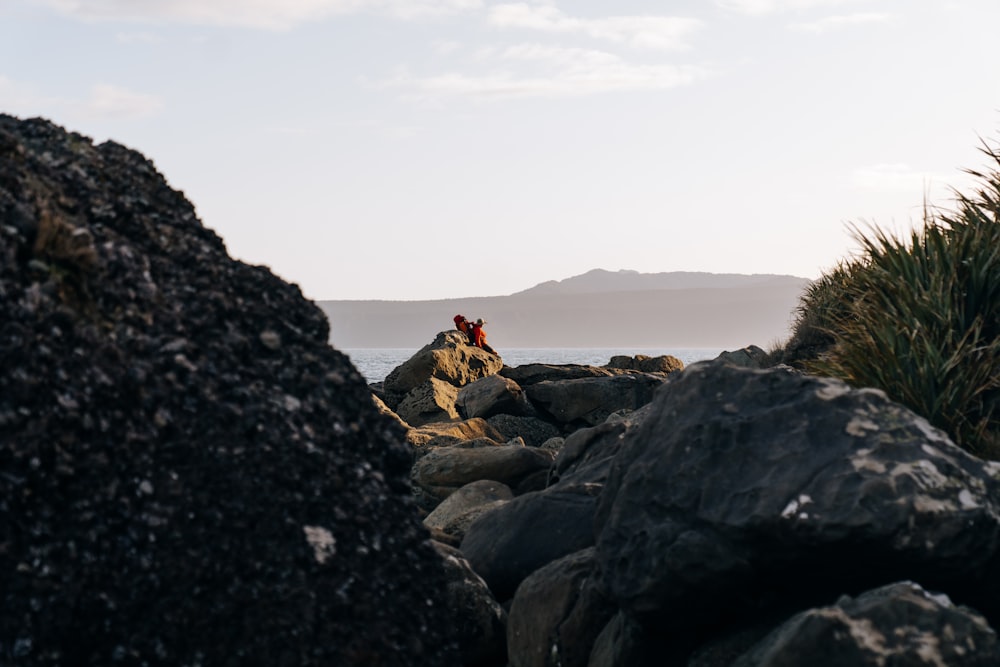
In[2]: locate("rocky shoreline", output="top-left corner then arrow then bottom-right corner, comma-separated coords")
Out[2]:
3,113 -> 1000,666
375,332 -> 1000,665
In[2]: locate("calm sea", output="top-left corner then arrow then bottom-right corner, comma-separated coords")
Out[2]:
342,347 -> 725,384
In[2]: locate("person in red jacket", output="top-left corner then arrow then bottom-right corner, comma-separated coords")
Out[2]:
469,318 -> 499,357
453,314 -> 471,342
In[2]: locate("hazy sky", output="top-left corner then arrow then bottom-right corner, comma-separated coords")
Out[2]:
1,1 -> 997,301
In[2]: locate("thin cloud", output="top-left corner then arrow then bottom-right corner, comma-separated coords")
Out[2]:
115,31 -> 166,44
85,83 -> 163,119
31,0 -> 482,29
488,3 -> 702,51
383,45 -> 710,100
0,76 -> 161,121
716,0 -> 874,15
789,12 -> 890,32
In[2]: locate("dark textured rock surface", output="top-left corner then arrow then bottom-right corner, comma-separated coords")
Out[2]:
461,482 -> 602,603
732,581 -> 1000,667
0,115 -> 457,665
506,547 -> 615,667
595,362 -> 1000,643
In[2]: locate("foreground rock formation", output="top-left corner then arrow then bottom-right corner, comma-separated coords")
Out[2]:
374,336 -> 1000,665
0,115 -> 457,665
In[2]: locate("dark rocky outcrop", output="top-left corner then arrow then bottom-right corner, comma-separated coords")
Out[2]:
595,361 -> 1000,657
0,115 -> 457,665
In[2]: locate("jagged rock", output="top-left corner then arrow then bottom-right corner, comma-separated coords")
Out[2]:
396,376 -> 461,426
595,361 -> 1000,649
434,541 -> 509,667
458,374 -> 533,419
713,344 -> 768,368
383,330 -> 503,404
525,373 -> 668,428
605,354 -> 684,374
424,480 -> 514,542
487,414 -> 562,448
507,548 -> 616,667
412,444 -> 555,506
500,363 -> 614,386
0,115 -> 457,665
732,581 -> 1000,667
373,392 -> 411,428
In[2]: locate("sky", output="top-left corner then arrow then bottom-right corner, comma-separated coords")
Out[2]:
1,0 -> 998,301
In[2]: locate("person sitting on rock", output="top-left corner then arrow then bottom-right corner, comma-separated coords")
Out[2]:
470,318 -> 499,357
453,314 -> 471,342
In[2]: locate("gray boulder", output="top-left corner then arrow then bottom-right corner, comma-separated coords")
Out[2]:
732,581 -> 1000,666
424,480 -> 514,543
713,344 -> 769,368
458,374 -> 533,419
507,548 -> 616,667
605,354 -> 684,374
412,444 -> 554,506
525,373 -> 668,428
595,361 -> 1000,639
486,414 -> 562,448
501,363 -> 614,386
461,481 -> 603,602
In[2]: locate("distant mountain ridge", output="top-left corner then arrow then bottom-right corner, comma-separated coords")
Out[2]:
515,269 -> 809,295
318,269 -> 812,350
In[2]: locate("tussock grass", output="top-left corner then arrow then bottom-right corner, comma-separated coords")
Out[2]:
792,139 -> 1000,457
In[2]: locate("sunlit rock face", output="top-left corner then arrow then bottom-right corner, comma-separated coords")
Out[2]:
0,115 -> 457,666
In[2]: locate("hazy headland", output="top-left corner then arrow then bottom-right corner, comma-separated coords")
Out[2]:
319,268 -> 812,350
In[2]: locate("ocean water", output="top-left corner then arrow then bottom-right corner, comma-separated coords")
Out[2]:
342,347 -> 725,384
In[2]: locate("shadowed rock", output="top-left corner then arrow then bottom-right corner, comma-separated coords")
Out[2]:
595,362 -> 1000,643
0,115 -> 457,665
732,582 -> 1000,666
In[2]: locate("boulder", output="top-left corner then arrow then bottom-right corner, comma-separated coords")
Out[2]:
396,376 -> 460,426
461,481 -> 603,602
548,403 -> 653,486
605,354 -> 684,374
412,444 -> 555,505
507,548 -> 616,667
713,344 -> 769,368
383,330 -> 503,401
434,541 -> 509,667
0,115 -> 457,665
501,363 -> 614,386
458,374 -> 532,419
487,414 -> 562,448
424,479 -> 514,542
525,373 -> 668,428
732,581 -> 1000,667
595,361 -> 1000,643
406,417 -> 505,451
